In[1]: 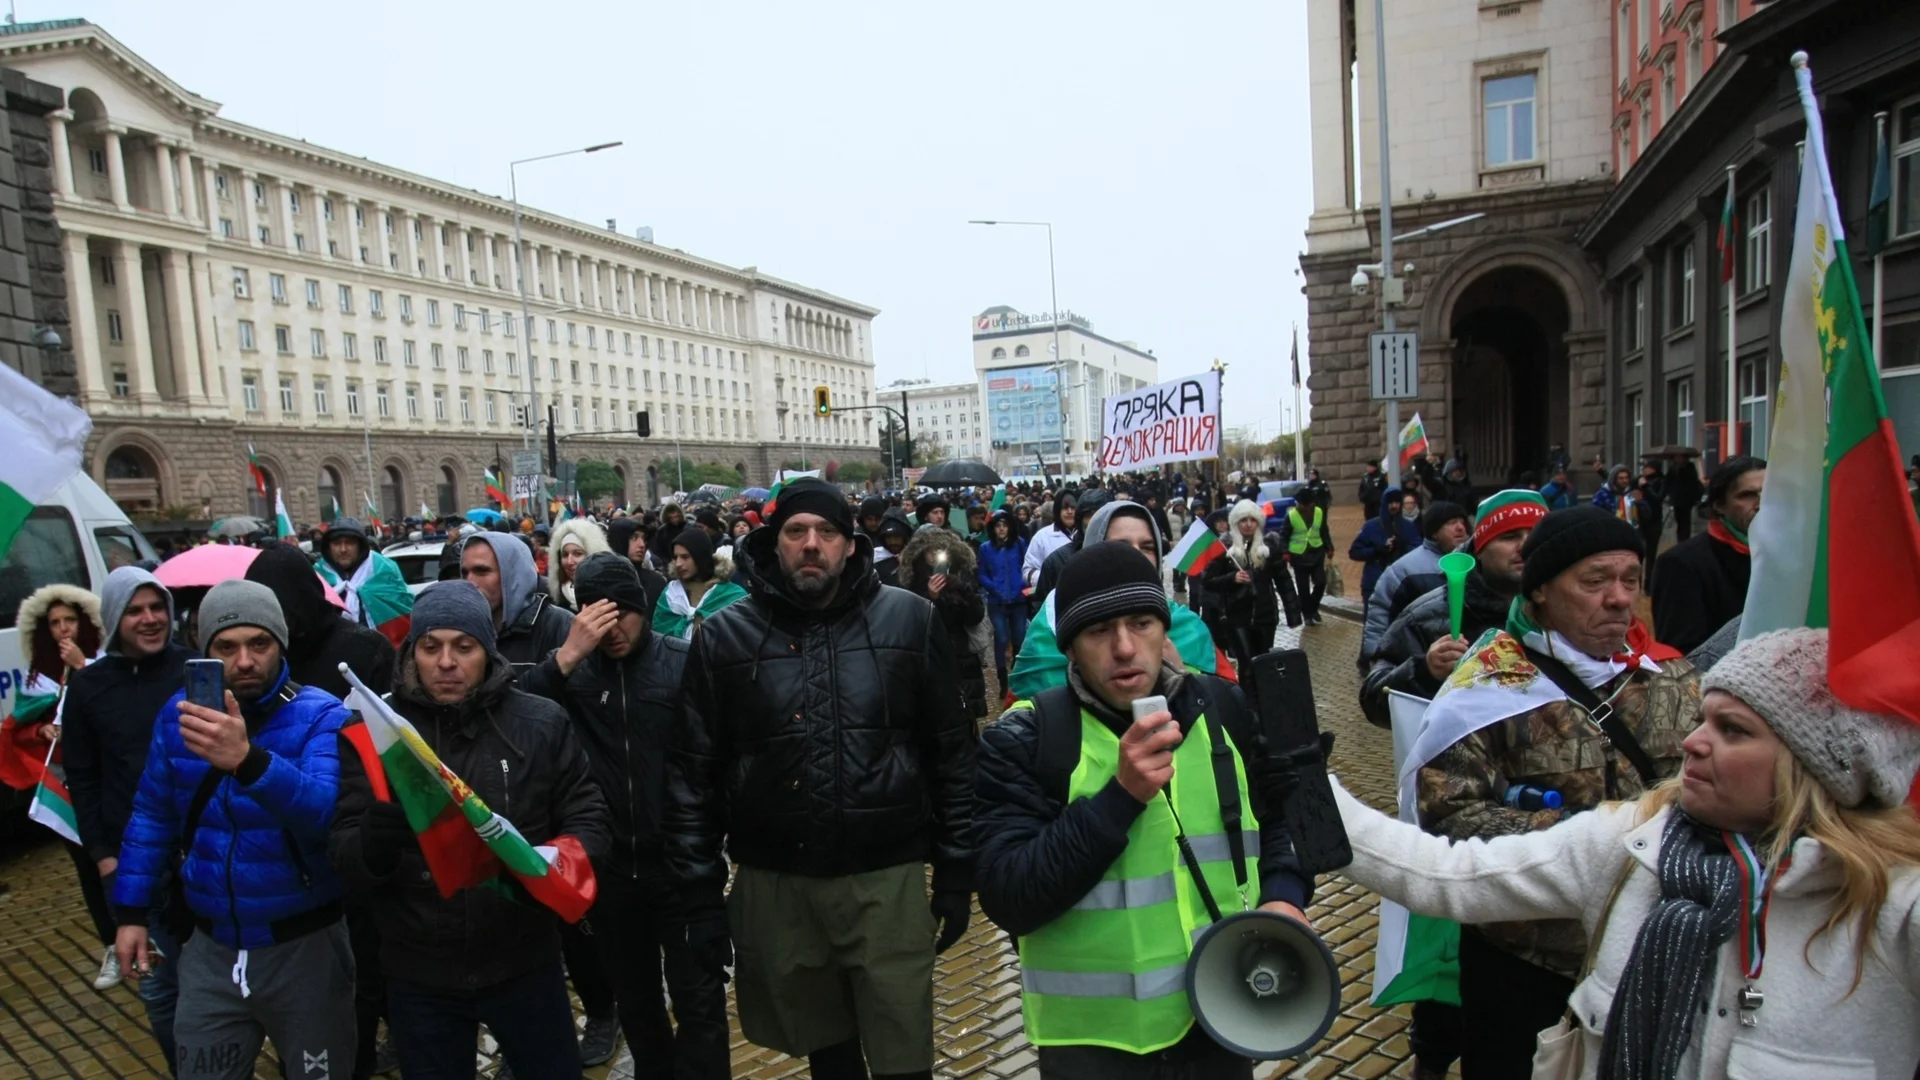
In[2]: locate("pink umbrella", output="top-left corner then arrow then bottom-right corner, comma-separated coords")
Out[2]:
154,545 -> 348,609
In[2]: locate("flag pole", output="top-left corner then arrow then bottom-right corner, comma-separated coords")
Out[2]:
1292,323 -> 1305,481
1873,110 -> 1888,366
1725,164 -> 1739,457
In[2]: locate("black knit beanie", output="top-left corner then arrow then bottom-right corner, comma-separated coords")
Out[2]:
1420,501 -> 1470,541
768,478 -> 854,536
574,552 -> 652,615
1519,506 -> 1646,597
1054,541 -> 1170,651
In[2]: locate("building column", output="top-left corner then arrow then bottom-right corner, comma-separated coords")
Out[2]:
239,170 -> 261,247
102,124 -> 131,211
378,206 -> 397,269
276,180 -> 296,251
200,159 -> 221,236
46,109 -> 73,198
159,248 -> 205,403
341,194 -> 361,264
61,232 -> 104,403
153,140 -> 179,219
113,240 -> 159,404
1565,329 -> 1608,469
401,210 -> 419,275
173,144 -> 199,224
482,232 -> 497,289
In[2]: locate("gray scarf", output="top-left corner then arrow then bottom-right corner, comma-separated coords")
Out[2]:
1598,811 -> 1742,1080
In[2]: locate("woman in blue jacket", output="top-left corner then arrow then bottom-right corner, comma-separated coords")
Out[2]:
975,510 -> 1029,700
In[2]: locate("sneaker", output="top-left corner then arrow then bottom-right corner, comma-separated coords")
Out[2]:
92,947 -> 121,990
578,1014 -> 621,1067
372,1032 -> 398,1075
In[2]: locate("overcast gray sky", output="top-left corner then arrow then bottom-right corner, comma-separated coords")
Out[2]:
68,0 -> 1316,440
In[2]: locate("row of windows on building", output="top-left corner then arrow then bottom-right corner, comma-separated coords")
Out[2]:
1619,356 -> 1772,470
1616,184 -> 1772,356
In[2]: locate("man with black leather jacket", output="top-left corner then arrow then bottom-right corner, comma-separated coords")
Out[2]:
330,581 -> 609,1080
556,553 -> 725,1079
663,478 -> 976,1080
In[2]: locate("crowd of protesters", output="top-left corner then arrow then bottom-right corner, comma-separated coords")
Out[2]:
3,449 -> 1919,1080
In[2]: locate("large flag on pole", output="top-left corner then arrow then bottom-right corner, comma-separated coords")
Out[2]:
1384,412 -> 1428,471
1739,53 -> 1920,729
247,443 -> 268,496
483,468 -> 510,506
1717,172 -> 1739,284
0,362 -> 90,558
273,489 -> 295,539
339,664 -> 595,922
1166,519 -> 1226,578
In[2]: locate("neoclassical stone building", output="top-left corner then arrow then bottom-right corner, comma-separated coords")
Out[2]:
0,18 -> 881,524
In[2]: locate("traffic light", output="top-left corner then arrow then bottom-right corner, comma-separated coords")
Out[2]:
814,385 -> 832,416
636,410 -> 652,438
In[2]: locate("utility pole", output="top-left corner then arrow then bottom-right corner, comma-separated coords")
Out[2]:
1373,0 -> 1403,491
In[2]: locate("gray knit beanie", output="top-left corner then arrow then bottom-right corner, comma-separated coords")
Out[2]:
1701,627 -> 1920,809
197,579 -> 289,654
407,581 -> 498,654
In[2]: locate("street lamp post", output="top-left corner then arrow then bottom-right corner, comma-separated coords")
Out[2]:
511,140 -> 621,522
969,219 -> 1066,479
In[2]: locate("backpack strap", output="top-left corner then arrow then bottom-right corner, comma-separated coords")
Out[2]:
1030,685 -> 1083,807
1523,646 -> 1658,789
1192,676 -> 1248,893
180,767 -> 224,855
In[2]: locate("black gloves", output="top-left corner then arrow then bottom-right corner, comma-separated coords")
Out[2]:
930,889 -> 972,953
359,801 -> 416,876
684,912 -> 733,983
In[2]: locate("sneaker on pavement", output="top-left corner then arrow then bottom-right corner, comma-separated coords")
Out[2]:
578,1014 -> 621,1066
372,1032 -> 398,1075
92,947 -> 121,990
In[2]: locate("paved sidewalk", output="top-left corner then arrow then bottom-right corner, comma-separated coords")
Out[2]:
0,615 -> 1426,1079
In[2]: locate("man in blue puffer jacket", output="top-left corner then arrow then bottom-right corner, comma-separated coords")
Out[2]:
113,579 -> 355,1079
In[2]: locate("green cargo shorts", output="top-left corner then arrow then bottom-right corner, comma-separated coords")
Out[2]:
728,861 -> 935,1072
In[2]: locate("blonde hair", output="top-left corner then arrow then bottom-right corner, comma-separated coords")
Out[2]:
1638,750 -> 1920,989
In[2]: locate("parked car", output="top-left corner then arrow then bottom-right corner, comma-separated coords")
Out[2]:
379,540 -> 448,597
1258,480 -> 1309,533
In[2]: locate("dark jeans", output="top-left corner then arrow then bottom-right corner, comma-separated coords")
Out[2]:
1291,557 -> 1326,619
1458,930 -> 1575,1080
1408,999 -> 1463,1072
346,904 -> 385,1080
986,602 -> 1029,680
64,842 -> 115,946
1672,502 -> 1695,543
140,908 -> 182,1076
386,959 -> 580,1080
593,862 -> 730,1080
560,912 -> 617,1019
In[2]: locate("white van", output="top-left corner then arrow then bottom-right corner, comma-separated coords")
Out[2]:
0,473 -> 156,812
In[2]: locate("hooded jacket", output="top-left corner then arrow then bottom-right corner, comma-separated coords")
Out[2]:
857,495 -> 890,548
1359,567 -> 1513,728
1030,488 -> 1117,611
602,518 -> 672,612
330,649 -> 609,990
662,526 -> 976,907
466,533 -> 574,697
61,567 -> 192,863
17,583 -> 103,691
1021,490 -> 1079,587
244,544 -> 395,698
872,508 -> 914,588
1346,488 -> 1423,602
900,527 -> 987,717
114,661 -> 352,949
545,518 -> 612,612
1360,537 -> 1448,661
648,506 -> 688,568
555,563 -> 692,879
975,510 -> 1029,606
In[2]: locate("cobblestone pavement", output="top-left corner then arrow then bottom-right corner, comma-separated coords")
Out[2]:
0,613 -> 1424,1079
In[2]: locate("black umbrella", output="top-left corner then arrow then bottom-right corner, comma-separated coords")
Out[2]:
919,460 -> 1003,488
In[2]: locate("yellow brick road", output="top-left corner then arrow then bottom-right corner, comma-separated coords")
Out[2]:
0,612 -> 1422,1079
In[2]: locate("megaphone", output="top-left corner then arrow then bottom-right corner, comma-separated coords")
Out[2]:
1186,909 -> 1340,1060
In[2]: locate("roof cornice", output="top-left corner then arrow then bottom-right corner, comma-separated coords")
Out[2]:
0,21 -> 219,119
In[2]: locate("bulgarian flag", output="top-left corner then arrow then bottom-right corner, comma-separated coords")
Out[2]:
247,444 -> 268,496
339,664 -> 595,922
0,361 -> 90,558
1717,168 -> 1738,284
28,737 -> 78,845
0,691 -> 58,790
483,468 -> 510,506
1393,412 -> 1429,471
1740,54 -> 1920,734
273,489 -> 295,539
1167,519 -> 1225,578
763,477 -> 785,516
316,551 -> 414,648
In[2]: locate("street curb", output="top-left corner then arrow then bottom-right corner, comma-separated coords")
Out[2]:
1321,596 -> 1364,624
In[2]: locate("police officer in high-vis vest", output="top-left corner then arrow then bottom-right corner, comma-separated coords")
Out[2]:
975,541 -> 1319,1079
1278,488 -> 1333,626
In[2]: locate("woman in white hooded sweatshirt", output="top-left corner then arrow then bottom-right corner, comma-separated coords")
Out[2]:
546,518 -> 611,612
1334,627 -> 1920,1080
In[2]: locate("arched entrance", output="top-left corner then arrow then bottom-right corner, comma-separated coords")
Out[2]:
436,465 -> 458,517
104,445 -> 162,513
1448,267 -> 1571,486
381,465 -> 406,523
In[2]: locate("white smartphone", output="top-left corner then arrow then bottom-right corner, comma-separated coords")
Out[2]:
1131,695 -> 1172,739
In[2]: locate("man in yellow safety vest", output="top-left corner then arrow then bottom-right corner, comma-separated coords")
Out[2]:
974,541 -> 1320,1079
1278,488 -> 1334,626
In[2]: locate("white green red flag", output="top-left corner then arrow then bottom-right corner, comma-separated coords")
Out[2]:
339,664 -> 595,923
1740,54 -> 1920,734
0,690 -> 58,790
316,551 -> 414,648
990,485 -> 1008,513
28,737 -> 78,845
1393,412 -> 1429,471
1167,519 -> 1225,577
1717,170 -> 1739,284
0,361 -> 90,559
273,489 -> 295,539
247,444 -> 268,496
483,468 -> 510,506
763,479 -> 785,516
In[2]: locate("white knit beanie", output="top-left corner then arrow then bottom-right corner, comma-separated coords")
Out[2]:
1701,627 -> 1920,809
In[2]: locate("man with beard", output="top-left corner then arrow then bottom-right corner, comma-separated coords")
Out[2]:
664,478 -> 975,1080
331,582 -> 610,1079
318,517 -> 415,647
1651,455 -> 1765,653
652,529 -> 747,641
62,567 -> 192,1071
557,554 -> 727,1078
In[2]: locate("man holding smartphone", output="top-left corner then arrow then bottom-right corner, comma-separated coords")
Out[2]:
111,579 -> 356,1080
975,542 -> 1320,1079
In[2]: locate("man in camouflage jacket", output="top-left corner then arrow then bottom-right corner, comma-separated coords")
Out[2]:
1412,507 -> 1699,1078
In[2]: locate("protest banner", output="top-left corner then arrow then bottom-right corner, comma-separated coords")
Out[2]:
1096,370 -> 1221,471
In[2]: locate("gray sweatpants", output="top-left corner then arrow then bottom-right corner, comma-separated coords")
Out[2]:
173,920 -> 357,1080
